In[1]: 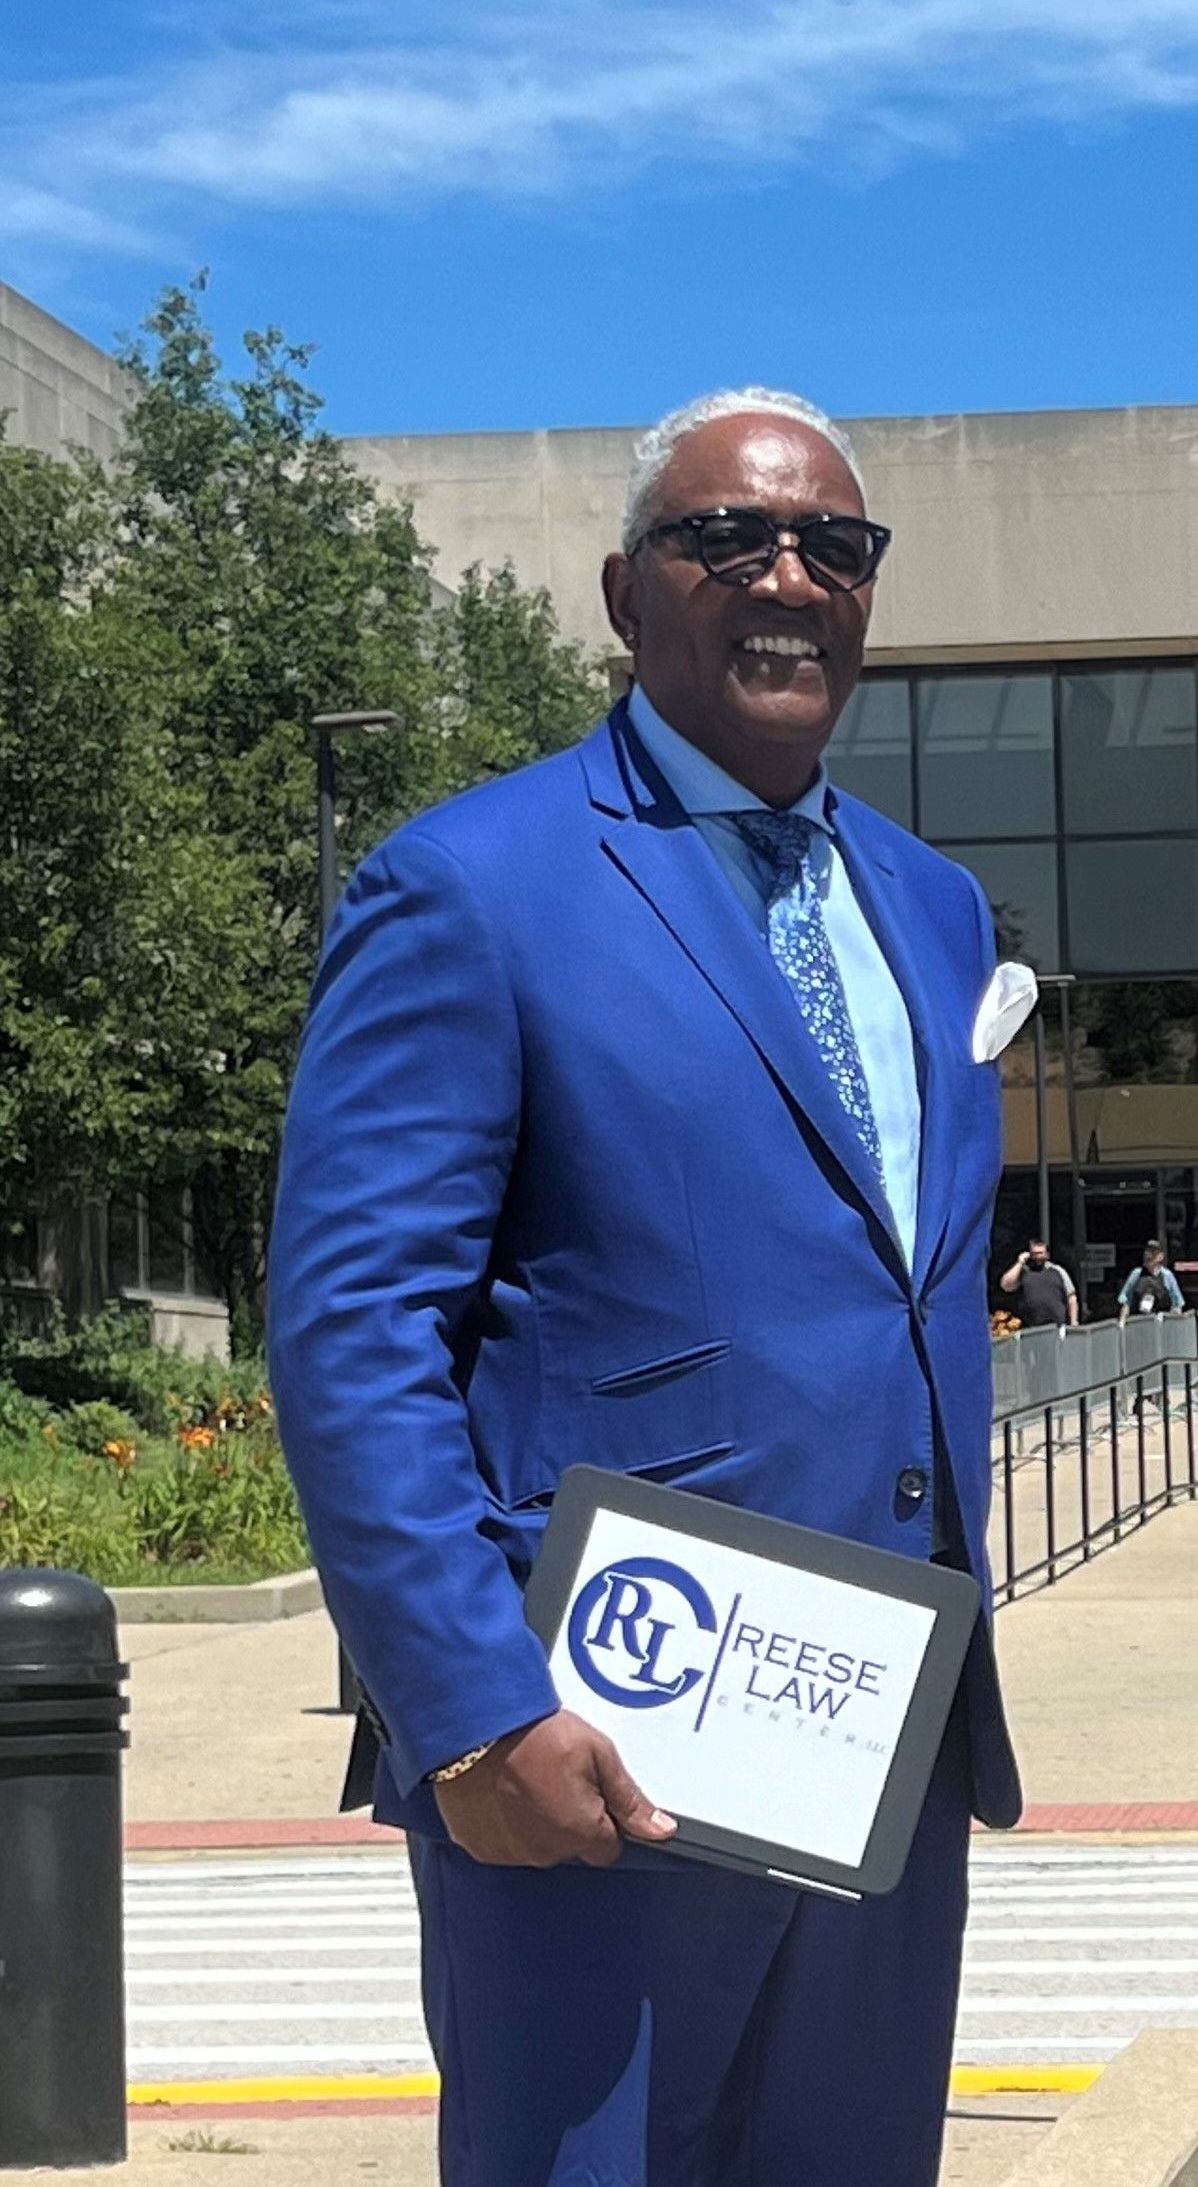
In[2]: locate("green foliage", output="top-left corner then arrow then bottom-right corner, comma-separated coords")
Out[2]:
59,1400 -> 141,1458
0,1376 -> 50,1439
0,274 -> 606,1339
0,1317 -> 304,1584
1075,980 -> 1198,1086
0,1474 -> 134,1579
132,1429 -> 306,1573
0,1303 -> 269,1433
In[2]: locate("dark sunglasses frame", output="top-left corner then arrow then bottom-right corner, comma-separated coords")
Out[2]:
633,506 -> 892,592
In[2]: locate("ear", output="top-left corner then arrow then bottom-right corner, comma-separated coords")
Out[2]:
601,552 -> 639,652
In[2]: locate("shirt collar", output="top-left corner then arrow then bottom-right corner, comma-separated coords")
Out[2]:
627,681 -> 832,833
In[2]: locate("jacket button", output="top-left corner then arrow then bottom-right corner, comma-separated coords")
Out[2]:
896,1467 -> 929,1503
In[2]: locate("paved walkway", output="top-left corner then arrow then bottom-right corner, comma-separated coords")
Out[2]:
121,1500 -> 1198,1829
117,1839 -> 1198,2088
71,1491 -> 1191,2187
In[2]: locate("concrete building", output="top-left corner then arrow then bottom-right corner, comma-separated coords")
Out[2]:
3,281 -> 1196,1322
0,282 -> 132,462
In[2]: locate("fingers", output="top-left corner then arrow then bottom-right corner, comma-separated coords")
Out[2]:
591,1736 -> 677,1844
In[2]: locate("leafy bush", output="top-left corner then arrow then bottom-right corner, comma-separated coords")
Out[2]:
0,1305 -> 269,1435
0,1377 -> 51,1440
0,1313 -> 303,1584
59,1400 -> 141,1459
0,1475 -> 134,1577
132,1431 -> 307,1573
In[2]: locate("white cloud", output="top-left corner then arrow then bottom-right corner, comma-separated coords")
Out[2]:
5,1 -> 1198,224
0,184 -> 155,256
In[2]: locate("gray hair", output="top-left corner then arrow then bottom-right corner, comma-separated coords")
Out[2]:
621,386 -> 865,553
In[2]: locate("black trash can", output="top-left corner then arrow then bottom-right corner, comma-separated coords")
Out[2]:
0,1567 -> 129,2168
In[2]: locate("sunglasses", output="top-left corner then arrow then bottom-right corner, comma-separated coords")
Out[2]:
633,506 -> 891,592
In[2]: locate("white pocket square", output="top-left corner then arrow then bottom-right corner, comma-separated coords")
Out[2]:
972,961 -> 1038,1063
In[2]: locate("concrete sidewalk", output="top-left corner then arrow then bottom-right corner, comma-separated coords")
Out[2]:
120,1500 -> 1198,1827
0,2097 -> 1070,2186
93,1498 -> 1194,2187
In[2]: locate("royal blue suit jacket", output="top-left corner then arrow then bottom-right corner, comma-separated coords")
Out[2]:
268,702 -> 1022,1836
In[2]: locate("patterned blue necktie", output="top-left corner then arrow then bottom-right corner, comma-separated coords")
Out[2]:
732,810 -> 886,1186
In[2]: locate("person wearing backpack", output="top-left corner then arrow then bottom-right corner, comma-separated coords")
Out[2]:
1117,1239 -> 1183,1325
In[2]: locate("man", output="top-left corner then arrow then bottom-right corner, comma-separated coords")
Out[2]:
1117,1239 -> 1183,1325
269,387 -> 1021,2187
999,1239 -> 1079,1327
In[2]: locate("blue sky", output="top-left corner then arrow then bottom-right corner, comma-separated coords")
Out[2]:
2,0 -> 1196,435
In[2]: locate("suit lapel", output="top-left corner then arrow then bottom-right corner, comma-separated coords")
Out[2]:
581,710 -> 907,1271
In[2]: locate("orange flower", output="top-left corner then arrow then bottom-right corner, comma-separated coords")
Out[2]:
178,1424 -> 217,1450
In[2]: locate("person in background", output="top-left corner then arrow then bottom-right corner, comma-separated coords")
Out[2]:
1117,1239 -> 1183,1325
999,1238 -> 1079,1327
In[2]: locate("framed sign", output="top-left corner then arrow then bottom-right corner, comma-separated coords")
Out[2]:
524,1466 -> 981,1900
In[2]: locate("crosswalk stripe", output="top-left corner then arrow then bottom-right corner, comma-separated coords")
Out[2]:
125,1935 -> 413,1956
127,1967 -> 422,1987
961,1968 -> 1198,1985
124,1915 -> 422,1934
127,2044 -> 430,2066
957,1996 -> 1198,2015
128,2002 -> 427,2024
118,1840 -> 1198,2082
953,2038 -> 1123,2054
963,1926 -> 1197,1940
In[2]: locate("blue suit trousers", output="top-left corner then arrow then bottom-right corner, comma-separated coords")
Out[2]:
410,1716 -> 971,2187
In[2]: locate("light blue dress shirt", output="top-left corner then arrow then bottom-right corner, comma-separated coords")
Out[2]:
628,683 -> 922,1267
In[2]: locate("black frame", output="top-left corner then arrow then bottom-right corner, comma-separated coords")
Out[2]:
524,1465 -> 980,1899
634,507 -> 891,592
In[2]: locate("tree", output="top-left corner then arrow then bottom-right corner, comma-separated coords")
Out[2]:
0,278 -> 608,1343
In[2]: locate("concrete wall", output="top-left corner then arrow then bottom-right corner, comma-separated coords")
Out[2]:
0,282 -> 132,463
6,281 -> 1193,671
344,405 -> 1198,665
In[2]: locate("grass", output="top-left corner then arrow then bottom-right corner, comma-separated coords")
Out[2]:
164,2129 -> 259,2155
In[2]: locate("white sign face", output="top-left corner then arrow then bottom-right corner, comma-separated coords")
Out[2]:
548,1506 -> 936,1868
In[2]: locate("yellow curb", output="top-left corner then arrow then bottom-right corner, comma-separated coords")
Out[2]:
951,2066 -> 1102,2095
129,2066 -> 1101,2108
128,2074 -> 440,2106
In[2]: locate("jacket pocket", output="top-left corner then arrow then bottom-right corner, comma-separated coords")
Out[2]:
506,1440 -> 736,1514
589,1340 -> 730,1398
584,1339 -> 732,1474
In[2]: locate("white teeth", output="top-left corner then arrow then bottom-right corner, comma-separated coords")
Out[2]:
738,634 -> 823,659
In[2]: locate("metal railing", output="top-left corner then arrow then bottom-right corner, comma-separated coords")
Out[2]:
990,1313 -> 1198,1603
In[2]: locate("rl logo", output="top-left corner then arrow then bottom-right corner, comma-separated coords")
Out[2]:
566,1555 -> 718,1709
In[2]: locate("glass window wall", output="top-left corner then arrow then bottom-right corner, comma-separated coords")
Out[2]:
916,673 -> 1055,839
827,679 -> 912,826
1060,666 -> 1198,836
938,841 -> 1062,972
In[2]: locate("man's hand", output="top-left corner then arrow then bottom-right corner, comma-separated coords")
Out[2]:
432,1710 -> 677,1867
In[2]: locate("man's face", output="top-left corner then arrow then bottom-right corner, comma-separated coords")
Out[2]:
603,413 -> 877,798
1028,1244 -> 1049,1269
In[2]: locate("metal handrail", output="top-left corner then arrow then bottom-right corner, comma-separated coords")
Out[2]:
990,1315 -> 1197,1602
991,1312 -> 1197,1422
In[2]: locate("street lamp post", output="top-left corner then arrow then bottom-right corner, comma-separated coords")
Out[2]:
311,710 -> 400,1713
313,712 -> 400,947
1035,973 -> 1083,1315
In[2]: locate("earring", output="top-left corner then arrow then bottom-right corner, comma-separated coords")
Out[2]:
623,628 -> 638,649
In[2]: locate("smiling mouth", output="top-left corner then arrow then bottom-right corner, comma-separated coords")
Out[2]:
735,634 -> 826,661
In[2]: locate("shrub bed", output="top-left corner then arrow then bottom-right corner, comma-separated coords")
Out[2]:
0,1310 -> 308,1587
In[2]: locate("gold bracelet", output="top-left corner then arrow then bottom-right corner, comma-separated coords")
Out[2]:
427,1741 -> 496,1784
